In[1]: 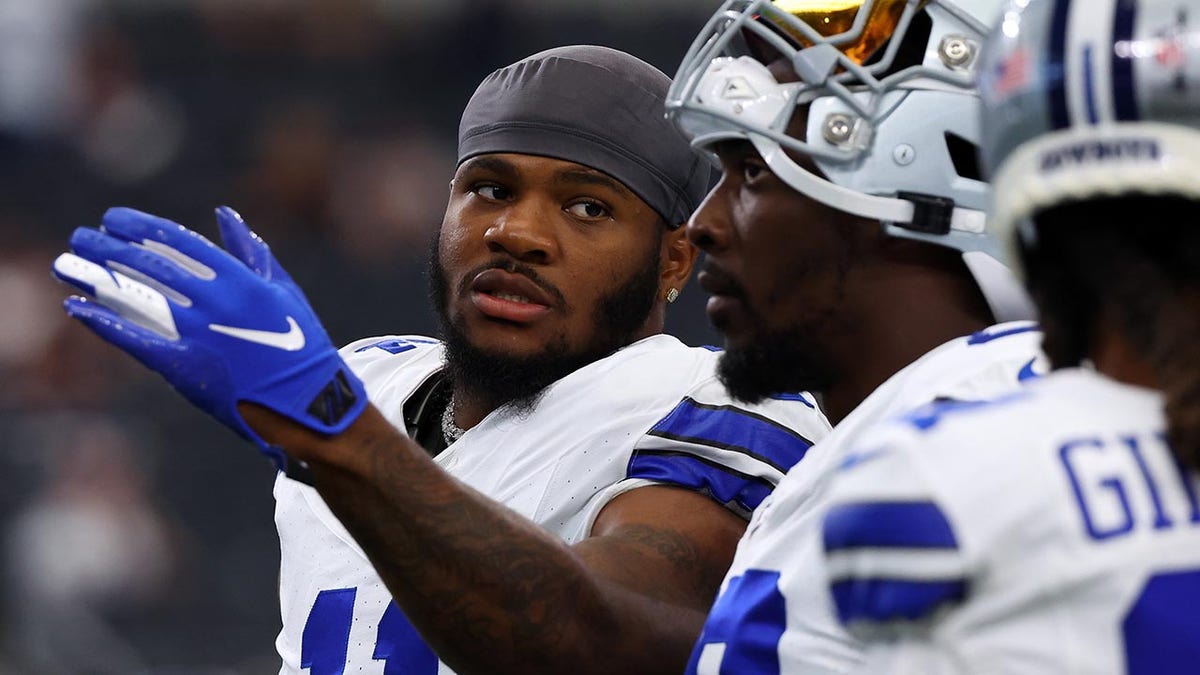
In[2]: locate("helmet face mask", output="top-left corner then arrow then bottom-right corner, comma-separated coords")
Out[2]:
668,0 -> 1006,254
670,1 -> 973,163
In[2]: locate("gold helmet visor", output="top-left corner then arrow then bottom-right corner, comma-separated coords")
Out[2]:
765,0 -> 929,65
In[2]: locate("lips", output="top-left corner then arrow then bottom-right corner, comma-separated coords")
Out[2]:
697,263 -> 744,299
697,263 -> 748,332
469,268 -> 556,323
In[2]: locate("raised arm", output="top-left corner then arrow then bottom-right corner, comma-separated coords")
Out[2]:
252,402 -> 745,674
54,207 -> 751,674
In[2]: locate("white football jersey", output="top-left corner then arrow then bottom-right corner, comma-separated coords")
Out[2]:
686,322 -> 1045,675
822,368 -> 1200,674
274,333 -> 831,675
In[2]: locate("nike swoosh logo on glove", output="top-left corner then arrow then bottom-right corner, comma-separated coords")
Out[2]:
209,316 -> 306,351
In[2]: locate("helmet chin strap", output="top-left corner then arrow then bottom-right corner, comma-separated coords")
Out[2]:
962,250 -> 1037,323
749,133 -> 987,236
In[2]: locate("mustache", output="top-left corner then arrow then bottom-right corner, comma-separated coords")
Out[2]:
457,257 -> 568,307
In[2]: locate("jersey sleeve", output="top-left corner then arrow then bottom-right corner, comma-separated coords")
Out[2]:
820,425 -> 972,642
625,379 -> 832,519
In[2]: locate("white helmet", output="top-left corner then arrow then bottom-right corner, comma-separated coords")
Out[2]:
978,0 -> 1200,276
668,0 -> 1035,321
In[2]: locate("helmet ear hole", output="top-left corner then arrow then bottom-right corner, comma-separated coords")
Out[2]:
945,131 -> 983,181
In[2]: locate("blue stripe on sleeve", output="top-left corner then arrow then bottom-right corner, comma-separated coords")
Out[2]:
628,451 -> 774,513
823,501 -> 959,552
648,398 -> 811,473
831,577 -> 966,624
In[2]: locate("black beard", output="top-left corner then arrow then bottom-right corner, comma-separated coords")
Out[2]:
428,234 -> 661,415
713,264 -> 848,405
717,321 -> 835,404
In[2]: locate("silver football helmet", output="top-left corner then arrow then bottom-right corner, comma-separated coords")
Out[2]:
668,0 -> 1035,321
978,0 -> 1200,275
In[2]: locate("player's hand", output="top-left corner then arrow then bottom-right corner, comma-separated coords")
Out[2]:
51,206 -> 367,468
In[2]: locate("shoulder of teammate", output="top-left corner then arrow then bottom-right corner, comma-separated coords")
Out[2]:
627,369 -> 833,520
956,320 -> 1044,379
906,320 -> 1047,404
819,383 -> 1056,640
819,421 -> 971,641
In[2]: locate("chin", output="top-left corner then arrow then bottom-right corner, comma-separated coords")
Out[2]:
716,329 -> 831,403
461,317 -> 560,353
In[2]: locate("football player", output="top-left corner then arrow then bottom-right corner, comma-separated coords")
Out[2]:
665,1 -> 1044,672
50,46 -> 831,674
821,0 -> 1200,671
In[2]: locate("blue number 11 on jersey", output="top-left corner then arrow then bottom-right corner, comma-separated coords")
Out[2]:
303,588 -> 437,674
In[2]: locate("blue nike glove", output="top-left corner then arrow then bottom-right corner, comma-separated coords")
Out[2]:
52,206 -> 368,468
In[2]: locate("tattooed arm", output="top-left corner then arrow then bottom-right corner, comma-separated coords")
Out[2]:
245,402 -> 746,675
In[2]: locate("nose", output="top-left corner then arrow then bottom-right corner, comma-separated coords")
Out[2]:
483,197 -> 559,265
686,177 -> 732,253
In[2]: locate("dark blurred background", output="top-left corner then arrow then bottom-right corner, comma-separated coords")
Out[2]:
0,0 -> 721,672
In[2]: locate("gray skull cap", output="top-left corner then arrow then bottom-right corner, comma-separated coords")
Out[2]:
458,45 -> 710,227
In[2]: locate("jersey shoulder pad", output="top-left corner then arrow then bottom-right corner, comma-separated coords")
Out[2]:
898,321 -> 1045,407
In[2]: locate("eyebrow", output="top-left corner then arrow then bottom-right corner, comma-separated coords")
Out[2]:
460,155 -> 634,198
459,155 -> 519,178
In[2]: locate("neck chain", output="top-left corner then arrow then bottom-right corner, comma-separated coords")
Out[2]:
440,394 -> 466,445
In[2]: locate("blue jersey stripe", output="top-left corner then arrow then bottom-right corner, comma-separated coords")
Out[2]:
823,501 -> 959,551
831,577 -> 966,624
1112,0 -> 1140,121
1046,0 -> 1072,129
648,398 -> 812,474
628,451 -> 774,513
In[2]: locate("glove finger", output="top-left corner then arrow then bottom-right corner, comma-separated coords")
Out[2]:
66,293 -> 286,469
63,295 -> 181,363
215,206 -> 295,285
53,252 -> 182,341
100,207 -> 243,280
69,227 -> 215,305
